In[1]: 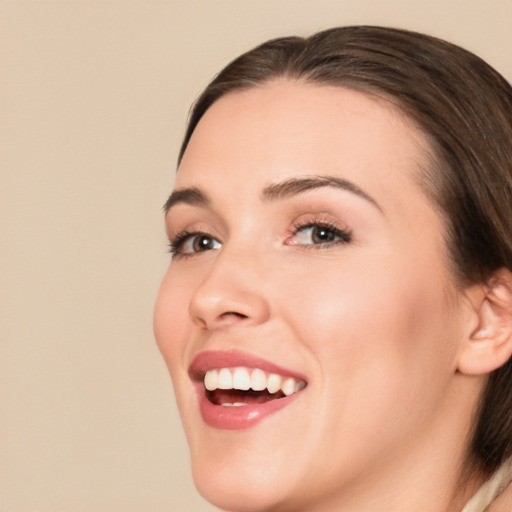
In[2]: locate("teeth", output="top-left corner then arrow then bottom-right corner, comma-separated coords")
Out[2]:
218,368 -> 232,389
232,367 -> 251,390
267,373 -> 282,394
203,367 -> 306,397
295,380 -> 306,392
281,377 -> 295,396
204,369 -> 218,391
250,369 -> 266,391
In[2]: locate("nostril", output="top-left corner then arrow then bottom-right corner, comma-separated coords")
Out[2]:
189,282 -> 270,330
220,312 -> 248,321
190,309 -> 250,330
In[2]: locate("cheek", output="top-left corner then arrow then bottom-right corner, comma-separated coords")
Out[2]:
153,267 -> 194,374
278,252 -> 459,416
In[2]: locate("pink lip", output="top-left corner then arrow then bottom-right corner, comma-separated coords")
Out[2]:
189,350 -> 307,430
189,349 -> 307,380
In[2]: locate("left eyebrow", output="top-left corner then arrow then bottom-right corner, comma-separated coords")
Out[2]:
261,175 -> 383,212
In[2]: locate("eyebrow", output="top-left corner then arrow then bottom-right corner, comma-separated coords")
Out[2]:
163,187 -> 210,214
164,175 -> 382,216
261,175 -> 382,212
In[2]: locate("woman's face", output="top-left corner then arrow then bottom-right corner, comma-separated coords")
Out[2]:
154,81 -> 471,511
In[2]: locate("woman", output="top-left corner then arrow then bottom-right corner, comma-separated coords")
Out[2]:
154,26 -> 512,511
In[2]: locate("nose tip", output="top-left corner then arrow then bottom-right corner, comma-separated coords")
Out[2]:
189,279 -> 270,331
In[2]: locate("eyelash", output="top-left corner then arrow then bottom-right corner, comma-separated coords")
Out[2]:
167,229 -> 218,258
288,218 -> 352,248
168,218 -> 352,258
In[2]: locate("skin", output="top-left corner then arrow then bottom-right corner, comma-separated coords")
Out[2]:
488,483 -> 512,512
154,81 -> 491,511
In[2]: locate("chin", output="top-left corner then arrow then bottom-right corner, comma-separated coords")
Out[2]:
192,462 -> 289,512
186,428 -> 306,512
174,361 -> 317,511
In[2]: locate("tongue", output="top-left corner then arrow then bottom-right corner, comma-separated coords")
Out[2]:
208,389 -> 285,405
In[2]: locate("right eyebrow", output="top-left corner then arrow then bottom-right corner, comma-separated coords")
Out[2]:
163,187 -> 210,215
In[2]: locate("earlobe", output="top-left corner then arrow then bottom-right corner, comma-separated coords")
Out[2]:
457,268 -> 512,376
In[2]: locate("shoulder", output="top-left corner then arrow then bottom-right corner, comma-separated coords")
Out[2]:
463,458 -> 512,512
486,482 -> 512,512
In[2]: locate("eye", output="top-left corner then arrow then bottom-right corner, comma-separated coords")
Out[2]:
169,231 -> 222,257
287,221 -> 352,247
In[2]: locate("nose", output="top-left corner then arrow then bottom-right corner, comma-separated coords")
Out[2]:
188,250 -> 271,330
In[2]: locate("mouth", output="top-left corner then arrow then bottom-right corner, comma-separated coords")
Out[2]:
204,367 -> 307,406
189,350 -> 308,429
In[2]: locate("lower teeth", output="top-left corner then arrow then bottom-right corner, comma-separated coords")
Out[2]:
208,389 -> 285,405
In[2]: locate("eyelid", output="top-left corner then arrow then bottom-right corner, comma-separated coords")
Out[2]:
285,215 -> 352,247
165,206 -> 224,241
166,213 -> 352,258
168,228 -> 222,258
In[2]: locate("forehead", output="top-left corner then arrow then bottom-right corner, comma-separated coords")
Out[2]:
176,80 -> 432,208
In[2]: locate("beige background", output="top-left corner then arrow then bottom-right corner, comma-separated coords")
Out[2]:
1,1 -> 511,511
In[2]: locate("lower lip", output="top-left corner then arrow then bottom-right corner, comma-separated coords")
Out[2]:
196,386 -> 301,430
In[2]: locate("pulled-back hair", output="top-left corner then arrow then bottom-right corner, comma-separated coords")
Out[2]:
178,26 -> 512,475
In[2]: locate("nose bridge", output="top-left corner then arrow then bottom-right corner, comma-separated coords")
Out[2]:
188,241 -> 271,330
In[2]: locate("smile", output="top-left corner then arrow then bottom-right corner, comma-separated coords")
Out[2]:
189,350 -> 308,429
204,367 -> 307,406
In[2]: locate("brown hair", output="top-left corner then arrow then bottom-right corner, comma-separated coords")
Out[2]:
178,26 -> 512,475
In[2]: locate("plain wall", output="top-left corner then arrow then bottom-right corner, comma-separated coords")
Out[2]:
1,1 -> 511,511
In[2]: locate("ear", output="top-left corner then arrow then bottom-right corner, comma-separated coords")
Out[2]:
457,268 -> 512,376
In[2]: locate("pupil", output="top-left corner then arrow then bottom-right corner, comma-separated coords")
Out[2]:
313,227 -> 335,243
194,236 -> 213,251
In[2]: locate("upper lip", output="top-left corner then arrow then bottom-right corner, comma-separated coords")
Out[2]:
188,349 -> 308,383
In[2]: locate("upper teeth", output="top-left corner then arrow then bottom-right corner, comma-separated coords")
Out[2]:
204,367 -> 306,397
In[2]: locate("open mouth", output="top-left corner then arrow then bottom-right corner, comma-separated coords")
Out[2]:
203,367 -> 307,407
189,350 -> 309,428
